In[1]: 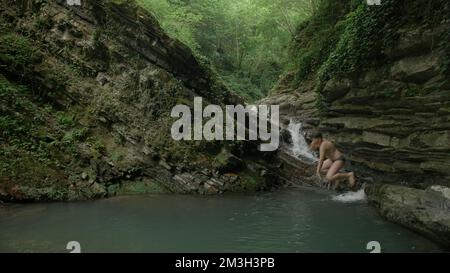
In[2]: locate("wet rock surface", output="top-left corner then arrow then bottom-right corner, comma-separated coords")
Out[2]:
366,183 -> 450,250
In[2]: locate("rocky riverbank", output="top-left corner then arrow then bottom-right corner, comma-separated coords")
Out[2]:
0,0 -> 284,202
366,183 -> 450,250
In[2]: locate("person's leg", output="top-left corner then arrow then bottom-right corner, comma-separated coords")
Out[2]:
348,171 -> 356,189
321,159 -> 333,174
320,159 -> 333,188
325,161 -> 344,189
326,161 -> 355,190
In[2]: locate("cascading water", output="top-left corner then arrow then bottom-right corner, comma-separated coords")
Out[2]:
287,119 -> 366,202
287,119 -> 317,162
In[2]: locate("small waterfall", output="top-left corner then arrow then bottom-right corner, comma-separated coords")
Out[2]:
287,120 -> 317,162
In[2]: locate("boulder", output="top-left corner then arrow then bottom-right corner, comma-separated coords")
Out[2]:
390,53 -> 440,84
203,178 -> 224,195
366,183 -> 450,250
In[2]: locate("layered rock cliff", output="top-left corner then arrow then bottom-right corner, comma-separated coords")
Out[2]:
0,0 -> 279,201
264,0 -> 450,188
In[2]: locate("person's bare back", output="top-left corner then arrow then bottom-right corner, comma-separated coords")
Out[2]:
319,140 -> 343,162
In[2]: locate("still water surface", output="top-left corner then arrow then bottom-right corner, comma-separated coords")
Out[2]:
0,188 -> 440,252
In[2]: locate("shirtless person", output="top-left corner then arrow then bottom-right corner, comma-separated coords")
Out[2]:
309,133 -> 356,190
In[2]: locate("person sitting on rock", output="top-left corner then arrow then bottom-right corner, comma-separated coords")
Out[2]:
309,133 -> 356,190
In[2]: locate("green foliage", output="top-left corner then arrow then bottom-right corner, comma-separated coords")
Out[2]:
117,180 -> 169,195
318,1 -> 401,82
138,0 -> 315,100
137,0 -> 202,51
62,128 -> 89,143
93,140 -> 105,153
229,170 -> 266,192
0,16 -> 8,34
109,150 -> 124,164
221,73 -> 262,101
0,78 -> 53,175
286,0 -> 365,88
56,112 -> 75,127
288,0 -> 450,114
0,76 -> 90,190
0,33 -> 41,73
34,15 -> 53,30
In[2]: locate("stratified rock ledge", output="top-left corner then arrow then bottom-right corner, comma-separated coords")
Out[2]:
365,183 -> 450,250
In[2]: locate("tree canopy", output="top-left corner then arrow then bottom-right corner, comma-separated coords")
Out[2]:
137,0 -> 315,101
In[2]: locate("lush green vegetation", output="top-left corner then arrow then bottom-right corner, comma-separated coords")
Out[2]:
319,0 -> 449,82
284,0 -> 450,113
288,1 -> 356,86
0,23 -> 97,198
138,0 -> 316,101
0,76 -> 63,190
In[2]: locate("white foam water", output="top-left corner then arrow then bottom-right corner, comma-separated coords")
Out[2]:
287,120 -> 317,162
332,189 -> 366,203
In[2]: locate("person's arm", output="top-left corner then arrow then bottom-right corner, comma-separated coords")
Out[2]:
316,143 -> 326,178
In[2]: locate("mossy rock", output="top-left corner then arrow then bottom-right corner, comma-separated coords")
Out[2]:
213,149 -> 244,174
116,179 -> 169,196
